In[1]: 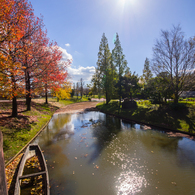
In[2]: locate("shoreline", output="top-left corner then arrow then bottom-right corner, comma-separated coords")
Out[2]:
96,108 -> 195,141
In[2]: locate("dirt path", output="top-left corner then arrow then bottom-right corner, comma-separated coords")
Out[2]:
55,101 -> 100,114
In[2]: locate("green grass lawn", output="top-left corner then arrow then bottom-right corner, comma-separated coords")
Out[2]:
96,100 -> 195,134
46,96 -> 89,105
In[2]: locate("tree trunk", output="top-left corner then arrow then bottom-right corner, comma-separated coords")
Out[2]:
174,79 -> 179,104
106,91 -> 108,104
11,74 -> 18,117
118,83 -> 121,113
12,96 -> 17,117
174,93 -> 179,104
158,93 -> 161,103
45,84 -> 48,104
26,71 -> 31,111
26,95 -> 31,111
130,92 -> 133,101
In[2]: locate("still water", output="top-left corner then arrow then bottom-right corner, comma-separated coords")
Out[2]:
32,111 -> 195,195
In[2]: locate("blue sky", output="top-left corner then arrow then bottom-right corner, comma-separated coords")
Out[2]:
31,0 -> 195,84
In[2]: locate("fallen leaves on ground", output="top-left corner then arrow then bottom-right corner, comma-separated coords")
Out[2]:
5,153 -> 23,190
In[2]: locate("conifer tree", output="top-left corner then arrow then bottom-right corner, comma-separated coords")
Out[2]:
96,33 -> 112,104
142,58 -> 153,84
112,33 -> 127,107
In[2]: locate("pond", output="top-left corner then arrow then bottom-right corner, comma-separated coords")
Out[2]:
32,111 -> 195,195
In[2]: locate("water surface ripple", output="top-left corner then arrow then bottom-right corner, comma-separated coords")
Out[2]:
32,111 -> 195,195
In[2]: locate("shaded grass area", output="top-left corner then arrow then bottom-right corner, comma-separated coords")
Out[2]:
0,101 -> 59,163
96,101 -> 195,134
0,97 -> 88,163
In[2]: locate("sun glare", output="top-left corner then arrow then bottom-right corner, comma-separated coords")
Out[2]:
120,0 -> 136,6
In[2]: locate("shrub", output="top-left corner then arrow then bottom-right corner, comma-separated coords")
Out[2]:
169,103 -> 187,110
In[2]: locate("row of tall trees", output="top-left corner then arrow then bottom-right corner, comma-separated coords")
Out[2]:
72,78 -> 85,99
91,33 -> 128,105
0,0 -> 71,116
92,25 -> 195,105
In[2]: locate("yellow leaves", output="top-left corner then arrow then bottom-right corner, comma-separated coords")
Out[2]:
53,82 -> 72,100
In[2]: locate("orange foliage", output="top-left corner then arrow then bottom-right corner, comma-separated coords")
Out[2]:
0,0 -> 71,115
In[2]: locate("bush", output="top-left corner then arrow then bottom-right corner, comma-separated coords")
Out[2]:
122,100 -> 137,109
169,103 -> 187,111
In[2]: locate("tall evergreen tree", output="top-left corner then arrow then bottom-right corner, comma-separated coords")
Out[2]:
142,58 -> 153,84
112,33 -> 128,107
110,53 -> 117,99
96,33 -> 112,104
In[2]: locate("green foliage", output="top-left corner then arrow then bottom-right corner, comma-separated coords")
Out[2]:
92,33 -> 116,104
144,72 -> 173,103
142,58 -> 153,84
137,100 -> 152,108
112,33 -> 128,104
97,100 -> 195,133
91,33 -> 129,105
120,72 -> 141,100
168,103 -> 187,111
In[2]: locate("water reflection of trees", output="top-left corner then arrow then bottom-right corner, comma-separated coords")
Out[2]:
44,143 -> 72,194
88,114 -> 122,163
121,119 -> 137,129
36,113 -> 72,146
138,130 -> 181,152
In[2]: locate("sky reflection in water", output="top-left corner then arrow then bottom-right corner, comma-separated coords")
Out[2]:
33,111 -> 195,195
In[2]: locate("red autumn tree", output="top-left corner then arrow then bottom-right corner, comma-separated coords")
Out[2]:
0,0 -> 34,117
35,43 -> 71,104
0,0 -> 71,116
17,15 -> 48,111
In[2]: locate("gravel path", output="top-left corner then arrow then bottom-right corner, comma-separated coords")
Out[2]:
55,101 -> 100,114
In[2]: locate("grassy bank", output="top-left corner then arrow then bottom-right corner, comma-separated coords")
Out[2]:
96,100 -> 195,134
0,97 -> 87,163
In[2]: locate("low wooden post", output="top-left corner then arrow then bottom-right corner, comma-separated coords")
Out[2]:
0,131 -> 8,195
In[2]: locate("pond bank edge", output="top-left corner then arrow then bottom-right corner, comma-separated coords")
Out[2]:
5,117 -> 52,168
97,108 -> 195,140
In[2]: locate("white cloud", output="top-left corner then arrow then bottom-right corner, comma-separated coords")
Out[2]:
67,66 -> 95,84
65,43 -> 70,47
58,46 -> 73,61
54,46 -> 95,84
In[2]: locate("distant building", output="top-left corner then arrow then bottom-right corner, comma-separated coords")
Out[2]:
180,91 -> 195,98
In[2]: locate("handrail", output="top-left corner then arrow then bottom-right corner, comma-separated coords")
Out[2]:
0,131 -> 8,195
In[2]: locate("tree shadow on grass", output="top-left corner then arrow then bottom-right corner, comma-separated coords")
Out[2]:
31,102 -> 59,114
0,115 -> 34,158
